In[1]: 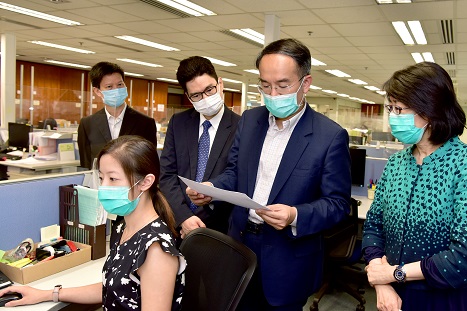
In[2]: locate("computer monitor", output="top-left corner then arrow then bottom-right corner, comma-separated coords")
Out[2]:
349,148 -> 366,187
8,122 -> 32,150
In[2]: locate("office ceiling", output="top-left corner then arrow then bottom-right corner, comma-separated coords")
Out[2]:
0,0 -> 466,106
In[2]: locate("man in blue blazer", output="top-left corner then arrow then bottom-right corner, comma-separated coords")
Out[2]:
188,39 -> 351,310
78,62 -> 158,170
160,56 -> 240,238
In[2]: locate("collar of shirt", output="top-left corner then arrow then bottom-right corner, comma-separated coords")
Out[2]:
199,105 -> 225,132
105,104 -> 127,123
267,102 -> 306,132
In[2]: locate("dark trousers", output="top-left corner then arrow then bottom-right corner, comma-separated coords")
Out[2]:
236,229 -> 305,311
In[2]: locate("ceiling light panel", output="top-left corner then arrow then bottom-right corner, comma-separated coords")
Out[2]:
348,79 -> 367,85
325,70 -> 351,78
155,0 -> 215,16
203,56 -> 236,67
0,2 -> 83,26
115,36 -> 179,51
407,21 -> 427,44
229,29 -> 264,45
28,41 -> 95,54
392,21 -> 414,45
44,60 -> 91,69
117,58 -> 163,68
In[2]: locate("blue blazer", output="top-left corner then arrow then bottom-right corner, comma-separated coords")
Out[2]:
211,105 -> 351,306
159,107 -> 240,233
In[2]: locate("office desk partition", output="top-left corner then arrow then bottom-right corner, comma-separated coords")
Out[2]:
0,172 -> 89,250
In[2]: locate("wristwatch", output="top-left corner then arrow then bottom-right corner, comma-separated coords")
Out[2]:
52,285 -> 62,302
393,264 -> 406,283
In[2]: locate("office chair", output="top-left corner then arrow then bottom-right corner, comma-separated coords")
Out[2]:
310,198 -> 366,311
179,228 -> 257,311
43,118 -> 58,130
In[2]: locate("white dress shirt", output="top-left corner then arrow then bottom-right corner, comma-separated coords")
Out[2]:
198,105 -> 225,154
105,104 -> 127,140
249,105 -> 306,231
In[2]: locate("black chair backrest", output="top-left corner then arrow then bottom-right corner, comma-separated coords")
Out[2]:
322,198 -> 359,261
179,228 -> 257,311
43,118 -> 58,130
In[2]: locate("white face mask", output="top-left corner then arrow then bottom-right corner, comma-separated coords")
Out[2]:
191,90 -> 224,117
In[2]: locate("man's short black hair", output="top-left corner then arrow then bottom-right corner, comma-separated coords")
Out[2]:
176,56 -> 218,92
89,62 -> 125,88
255,38 -> 311,78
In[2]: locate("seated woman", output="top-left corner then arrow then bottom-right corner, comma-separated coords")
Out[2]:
0,135 -> 186,310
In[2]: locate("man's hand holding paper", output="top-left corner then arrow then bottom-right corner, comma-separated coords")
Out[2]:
180,176 -> 270,211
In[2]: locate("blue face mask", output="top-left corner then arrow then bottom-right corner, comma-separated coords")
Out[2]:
389,113 -> 428,144
101,87 -> 128,107
262,79 -> 305,119
98,180 -> 143,216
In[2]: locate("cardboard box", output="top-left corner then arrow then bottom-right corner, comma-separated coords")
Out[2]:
0,241 -> 91,284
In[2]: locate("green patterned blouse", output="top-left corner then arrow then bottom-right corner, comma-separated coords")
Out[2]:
363,136 -> 467,288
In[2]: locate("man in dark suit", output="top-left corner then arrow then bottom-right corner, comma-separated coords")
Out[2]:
78,62 -> 158,170
188,39 -> 351,310
159,56 -> 240,238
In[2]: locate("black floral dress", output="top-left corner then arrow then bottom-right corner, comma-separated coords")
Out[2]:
102,218 -> 185,310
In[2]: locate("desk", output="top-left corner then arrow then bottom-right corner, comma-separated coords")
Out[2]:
0,158 -> 80,179
12,256 -> 105,311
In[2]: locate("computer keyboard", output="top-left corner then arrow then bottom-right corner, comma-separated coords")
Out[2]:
0,270 -> 13,289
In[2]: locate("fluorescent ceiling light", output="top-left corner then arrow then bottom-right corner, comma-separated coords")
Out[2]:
247,92 -> 260,96
337,93 -> 349,97
115,35 -> 179,51
203,56 -> 236,67
411,53 -> 424,63
422,52 -> 435,62
230,29 -> 264,45
244,69 -> 259,75
0,2 -> 83,26
408,21 -> 427,44
348,79 -> 367,85
349,97 -> 360,101
322,89 -> 337,94
44,60 -> 91,69
376,91 -> 387,95
364,86 -> 380,91
157,78 -> 179,83
117,58 -> 163,68
224,88 -> 240,92
222,78 -> 242,84
249,84 -> 259,88
392,20 -> 426,45
325,69 -> 351,78
376,0 -> 411,3
28,41 -> 95,54
411,52 -> 434,63
309,85 -> 322,90
311,58 -> 326,66
392,21 -> 414,45
124,72 -> 144,77
155,0 -> 216,16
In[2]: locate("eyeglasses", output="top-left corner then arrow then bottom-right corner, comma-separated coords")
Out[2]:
257,76 -> 306,95
188,84 -> 218,102
384,104 -> 411,115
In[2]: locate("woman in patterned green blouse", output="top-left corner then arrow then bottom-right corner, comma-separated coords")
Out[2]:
363,62 -> 467,311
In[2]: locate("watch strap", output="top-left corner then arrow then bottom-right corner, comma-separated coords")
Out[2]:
52,285 -> 62,302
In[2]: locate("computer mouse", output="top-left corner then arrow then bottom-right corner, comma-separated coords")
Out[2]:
0,292 -> 22,307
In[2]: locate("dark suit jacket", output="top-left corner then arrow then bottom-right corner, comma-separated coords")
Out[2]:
210,105 -> 351,306
159,106 -> 240,233
78,106 -> 158,169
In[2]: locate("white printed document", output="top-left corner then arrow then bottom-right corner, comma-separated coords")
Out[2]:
178,176 -> 270,211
